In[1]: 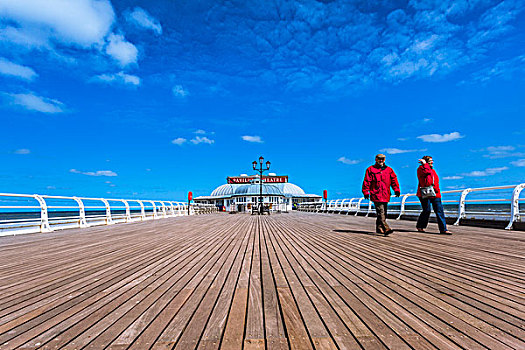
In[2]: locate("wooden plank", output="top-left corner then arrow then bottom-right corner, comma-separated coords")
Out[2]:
260,218 -> 312,350
0,229 -> 210,347
278,214 -> 523,349
198,218 -> 255,350
36,217 -> 239,350
264,218 -> 337,349
147,219 -> 249,349
259,217 -> 288,350
244,217 -> 265,349
174,219 -> 252,349
220,218 -> 257,350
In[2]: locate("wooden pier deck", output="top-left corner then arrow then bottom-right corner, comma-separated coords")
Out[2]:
0,212 -> 523,350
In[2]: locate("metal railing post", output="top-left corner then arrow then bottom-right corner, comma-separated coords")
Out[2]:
137,200 -> 145,220
355,198 -> 364,216
396,194 -> 410,220
34,195 -> 52,232
73,197 -> 88,228
149,201 -> 158,219
169,201 -> 175,216
505,183 -> 525,230
347,198 -> 355,215
454,189 -> 471,226
161,202 -> 167,218
100,198 -> 113,225
122,200 -> 131,222
334,199 -> 341,213
365,200 -> 372,217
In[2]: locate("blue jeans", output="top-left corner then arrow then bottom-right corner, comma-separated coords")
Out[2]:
417,197 -> 448,232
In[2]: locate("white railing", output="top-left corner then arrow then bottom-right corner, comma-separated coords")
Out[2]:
0,193 -> 218,236
298,184 -> 525,230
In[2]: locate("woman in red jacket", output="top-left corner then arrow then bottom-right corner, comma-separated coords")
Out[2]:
416,156 -> 451,234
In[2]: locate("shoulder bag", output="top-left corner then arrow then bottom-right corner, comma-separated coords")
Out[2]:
420,173 -> 436,198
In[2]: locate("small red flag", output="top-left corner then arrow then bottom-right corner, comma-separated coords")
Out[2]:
323,190 -> 327,200
188,191 -> 193,201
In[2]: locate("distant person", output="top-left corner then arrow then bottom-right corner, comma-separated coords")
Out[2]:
362,154 -> 400,235
416,156 -> 451,234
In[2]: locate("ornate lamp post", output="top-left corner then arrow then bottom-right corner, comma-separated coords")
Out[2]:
252,156 -> 271,215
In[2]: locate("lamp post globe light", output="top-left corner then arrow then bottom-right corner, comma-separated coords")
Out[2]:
252,156 -> 271,215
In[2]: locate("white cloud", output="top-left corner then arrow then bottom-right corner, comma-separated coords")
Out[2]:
14,148 -> 30,154
3,92 -> 64,113
337,157 -> 361,165
190,136 -> 214,145
0,26 -> 50,49
380,148 -> 426,154
0,0 -> 115,48
91,71 -> 141,86
70,169 -> 117,176
105,33 -> 138,67
171,137 -> 187,145
462,167 -> 508,177
242,135 -> 263,143
486,146 -> 515,152
481,145 -> 525,159
0,58 -> 37,80
465,55 -> 525,85
443,176 -> 463,180
173,85 -> 189,97
511,159 -> 525,167
126,7 -> 162,35
0,1 -> 145,68
193,129 -> 214,135
417,132 -> 464,143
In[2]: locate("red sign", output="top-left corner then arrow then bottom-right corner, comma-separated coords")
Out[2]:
263,176 -> 288,183
188,191 -> 193,201
227,177 -> 252,184
227,175 -> 288,184
323,190 -> 327,200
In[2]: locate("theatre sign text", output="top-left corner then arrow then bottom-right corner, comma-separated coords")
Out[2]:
227,175 -> 289,184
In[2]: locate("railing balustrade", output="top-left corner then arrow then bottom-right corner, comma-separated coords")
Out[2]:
298,183 -> 525,230
0,193 -> 219,236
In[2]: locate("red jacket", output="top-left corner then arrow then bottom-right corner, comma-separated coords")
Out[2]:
417,164 -> 441,198
362,165 -> 400,203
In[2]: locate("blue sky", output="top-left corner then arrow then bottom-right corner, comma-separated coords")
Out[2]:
0,0 -> 524,200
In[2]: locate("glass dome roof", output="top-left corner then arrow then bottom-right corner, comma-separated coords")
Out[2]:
274,183 -> 305,196
235,184 -> 283,196
210,184 -> 239,197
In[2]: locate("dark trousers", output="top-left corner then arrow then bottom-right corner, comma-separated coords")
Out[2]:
417,197 -> 448,232
374,202 -> 391,233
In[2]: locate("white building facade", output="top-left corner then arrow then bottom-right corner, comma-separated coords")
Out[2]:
194,174 -> 321,212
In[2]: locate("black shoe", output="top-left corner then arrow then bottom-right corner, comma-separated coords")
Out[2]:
384,229 -> 394,236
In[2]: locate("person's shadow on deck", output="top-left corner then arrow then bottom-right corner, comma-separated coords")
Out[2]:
333,228 -> 415,236
333,229 -> 382,236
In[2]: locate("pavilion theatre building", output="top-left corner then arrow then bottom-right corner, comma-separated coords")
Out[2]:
193,174 -> 321,212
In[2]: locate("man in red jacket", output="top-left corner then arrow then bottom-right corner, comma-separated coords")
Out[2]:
362,154 -> 401,235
